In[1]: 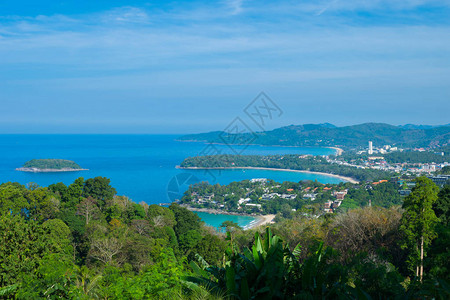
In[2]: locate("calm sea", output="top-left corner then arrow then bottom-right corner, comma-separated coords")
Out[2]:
0,134 -> 341,228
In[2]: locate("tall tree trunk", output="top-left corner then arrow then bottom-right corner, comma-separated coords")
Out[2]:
420,235 -> 424,282
415,243 -> 419,277
72,242 -> 76,262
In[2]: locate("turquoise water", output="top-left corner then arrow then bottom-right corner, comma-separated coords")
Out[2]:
0,134 -> 341,228
194,212 -> 259,230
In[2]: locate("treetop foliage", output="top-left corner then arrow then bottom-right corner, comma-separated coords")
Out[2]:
0,177 -> 448,298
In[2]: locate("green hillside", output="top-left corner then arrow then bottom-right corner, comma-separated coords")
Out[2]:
178,123 -> 450,148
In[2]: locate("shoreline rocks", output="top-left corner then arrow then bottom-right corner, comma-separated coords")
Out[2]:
15,167 -> 88,172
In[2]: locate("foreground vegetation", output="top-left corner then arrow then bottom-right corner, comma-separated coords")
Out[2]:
0,176 -> 449,299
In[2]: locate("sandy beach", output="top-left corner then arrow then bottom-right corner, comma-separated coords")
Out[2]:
15,167 -> 88,172
327,147 -> 344,156
178,140 -> 344,156
179,166 -> 358,184
252,214 -> 276,228
182,205 -> 276,230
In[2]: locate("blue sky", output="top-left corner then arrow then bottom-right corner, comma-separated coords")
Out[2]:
1,0 -> 449,133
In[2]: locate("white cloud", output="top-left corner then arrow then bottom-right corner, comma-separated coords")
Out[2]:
316,0 -> 339,16
0,1 -> 449,104
308,0 -> 450,13
101,6 -> 150,24
223,0 -> 245,15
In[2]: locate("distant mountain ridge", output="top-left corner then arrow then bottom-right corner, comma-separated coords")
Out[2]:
398,124 -> 450,130
178,123 -> 450,149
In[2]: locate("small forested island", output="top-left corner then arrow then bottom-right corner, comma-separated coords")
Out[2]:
16,159 -> 87,172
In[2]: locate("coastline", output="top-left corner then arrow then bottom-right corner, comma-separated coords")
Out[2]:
177,139 -> 341,154
253,214 -> 276,228
178,166 -> 358,184
15,167 -> 88,173
327,147 -> 343,156
182,205 -> 275,229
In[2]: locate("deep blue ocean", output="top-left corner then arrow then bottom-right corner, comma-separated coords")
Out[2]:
0,135 -> 341,228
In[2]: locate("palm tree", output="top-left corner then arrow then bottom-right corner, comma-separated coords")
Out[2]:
74,266 -> 103,299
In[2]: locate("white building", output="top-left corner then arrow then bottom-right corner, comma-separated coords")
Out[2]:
368,141 -> 373,155
281,194 -> 297,200
303,193 -> 317,201
245,203 -> 262,209
250,178 -> 267,183
261,193 -> 280,200
238,198 -> 251,205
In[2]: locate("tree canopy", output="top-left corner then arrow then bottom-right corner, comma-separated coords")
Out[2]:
0,177 -> 448,298
400,176 -> 440,281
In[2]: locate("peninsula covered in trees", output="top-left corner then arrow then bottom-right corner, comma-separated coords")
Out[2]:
180,154 -> 392,182
16,159 -> 87,172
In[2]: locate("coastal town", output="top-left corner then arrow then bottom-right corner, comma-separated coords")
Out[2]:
329,141 -> 449,174
178,141 -> 450,217
180,174 -> 449,217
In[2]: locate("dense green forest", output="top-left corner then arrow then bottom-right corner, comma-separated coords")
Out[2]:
0,177 -> 449,299
178,123 -> 450,148
21,159 -> 83,170
180,154 -> 392,182
438,166 -> 450,175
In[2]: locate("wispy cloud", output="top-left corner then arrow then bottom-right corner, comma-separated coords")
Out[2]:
101,6 -> 150,24
225,0 -> 245,15
1,4 -> 448,67
316,0 -> 339,16
0,0 -> 449,131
